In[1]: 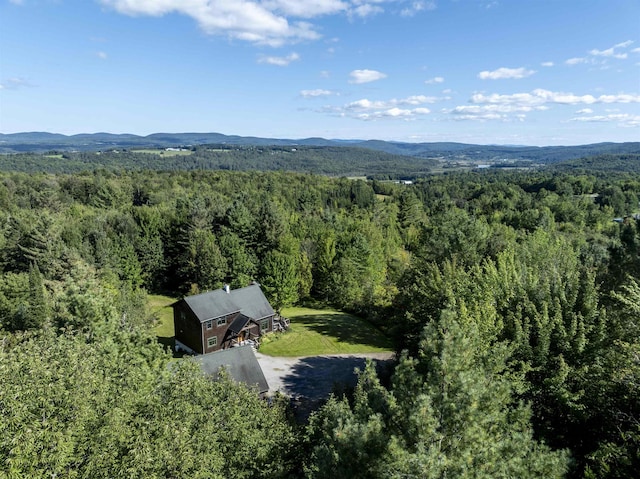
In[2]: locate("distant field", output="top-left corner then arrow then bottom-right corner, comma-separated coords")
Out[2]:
133,149 -> 192,157
259,307 -> 393,357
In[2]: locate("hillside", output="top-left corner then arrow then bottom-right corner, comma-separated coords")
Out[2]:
1,132 -> 638,167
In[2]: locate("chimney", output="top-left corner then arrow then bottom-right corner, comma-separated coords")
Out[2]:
223,284 -> 230,294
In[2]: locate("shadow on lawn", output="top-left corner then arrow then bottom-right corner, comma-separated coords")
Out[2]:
293,313 -> 392,349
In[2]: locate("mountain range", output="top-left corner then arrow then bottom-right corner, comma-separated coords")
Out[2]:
1,131 -> 639,164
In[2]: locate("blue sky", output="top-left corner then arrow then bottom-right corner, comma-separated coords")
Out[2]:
1,0 -> 639,145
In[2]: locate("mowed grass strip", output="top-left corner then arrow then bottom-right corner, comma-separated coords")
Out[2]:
148,294 -> 177,341
259,307 -> 393,357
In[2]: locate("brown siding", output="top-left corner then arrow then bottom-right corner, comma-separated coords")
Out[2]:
174,306 -> 276,355
202,321 -> 225,352
174,302 -> 204,354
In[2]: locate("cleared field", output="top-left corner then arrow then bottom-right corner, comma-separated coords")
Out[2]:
259,307 -> 393,357
132,149 -> 192,156
148,297 -> 392,357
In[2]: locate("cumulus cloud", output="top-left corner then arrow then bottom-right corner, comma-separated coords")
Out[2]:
471,89 -> 640,107
300,88 -> 335,97
258,52 -> 300,65
425,76 -> 444,84
100,1 -> 427,46
100,0 -> 428,47
100,0 -> 321,46
349,69 -> 387,84
449,89 -> 640,122
541,61 -> 554,67
349,4 -> 384,18
570,113 -> 640,127
345,95 -> 437,110
264,0 -> 349,18
324,94 -> 435,120
478,67 -> 536,80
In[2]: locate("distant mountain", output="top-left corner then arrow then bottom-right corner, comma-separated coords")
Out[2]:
0,131 -> 638,165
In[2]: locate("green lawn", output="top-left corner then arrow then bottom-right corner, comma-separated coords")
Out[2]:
258,307 -> 393,357
147,297 -> 393,357
148,294 -> 177,350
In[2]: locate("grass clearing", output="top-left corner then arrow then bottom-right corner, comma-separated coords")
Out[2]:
133,149 -> 192,157
259,307 -> 393,357
148,294 -> 177,350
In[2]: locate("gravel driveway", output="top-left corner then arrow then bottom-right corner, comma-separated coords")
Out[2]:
254,351 -> 395,404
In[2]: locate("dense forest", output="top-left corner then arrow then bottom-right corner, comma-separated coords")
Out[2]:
1,165 -> 639,477
0,146 -> 436,178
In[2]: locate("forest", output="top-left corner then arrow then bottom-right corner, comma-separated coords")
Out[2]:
0,163 -> 639,477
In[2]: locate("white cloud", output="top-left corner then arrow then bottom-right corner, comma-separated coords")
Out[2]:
425,76 -> 444,84
565,57 -> 587,66
632,47 -> 640,54
452,113 -> 505,122
264,0 -> 349,18
570,113 -> 640,127
300,88 -> 335,97
258,52 -> 300,66
96,51 -> 108,60
324,93 -> 435,120
471,89 -> 640,107
349,4 -> 384,18
9,0 -> 24,5
100,0 -> 321,46
541,61 -> 554,67
615,40 -> 634,48
349,69 -> 387,84
452,89 -> 640,122
345,95 -> 437,110
100,1 -> 440,46
400,1 -> 436,17
0,77 -> 33,90
566,40 -> 635,66
452,104 -> 547,115
478,67 -> 536,80
590,47 -> 627,59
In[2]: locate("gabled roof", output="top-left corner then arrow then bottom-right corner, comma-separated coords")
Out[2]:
180,283 -> 275,323
194,346 -> 269,394
227,313 -> 252,335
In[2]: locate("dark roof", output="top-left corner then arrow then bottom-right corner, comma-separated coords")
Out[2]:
194,346 -> 269,394
228,314 -> 252,335
180,283 -> 275,323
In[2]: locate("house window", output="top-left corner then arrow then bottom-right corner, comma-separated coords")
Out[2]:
207,337 -> 217,348
217,317 -> 227,326
261,319 -> 269,332
206,321 -> 212,330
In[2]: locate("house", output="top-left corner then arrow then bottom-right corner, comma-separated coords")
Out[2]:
193,345 -> 269,396
173,283 -> 277,354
